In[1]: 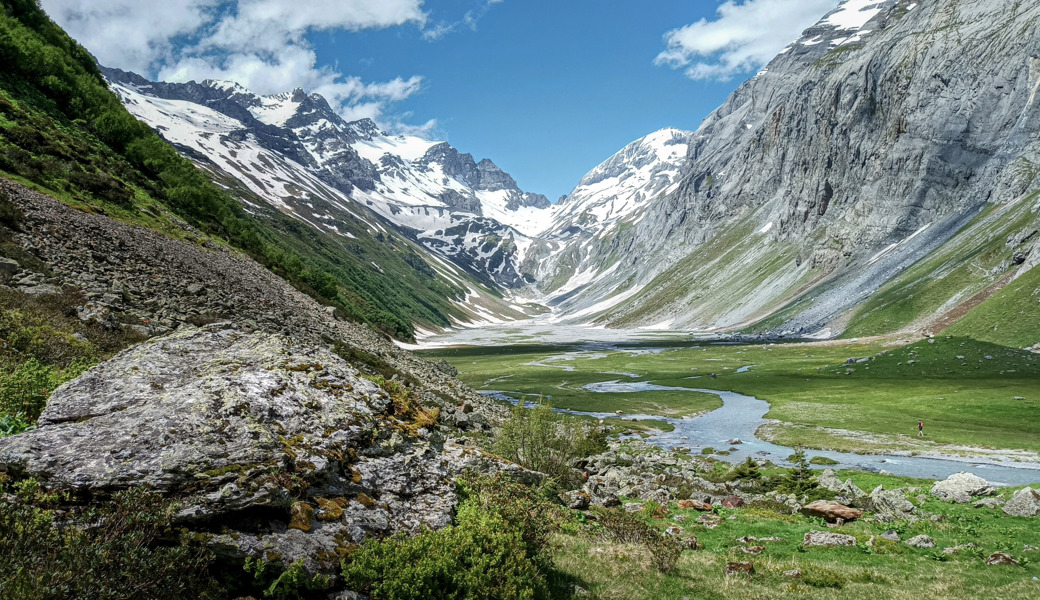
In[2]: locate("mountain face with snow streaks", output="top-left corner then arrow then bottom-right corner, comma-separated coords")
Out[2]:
534,0 -> 1040,338
104,67 -> 553,291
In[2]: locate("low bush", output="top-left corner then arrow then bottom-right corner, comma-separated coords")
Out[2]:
493,400 -> 607,485
341,473 -> 562,600
591,506 -> 682,573
0,479 -> 219,599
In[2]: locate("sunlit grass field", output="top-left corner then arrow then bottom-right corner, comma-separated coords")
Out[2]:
423,336 -> 1040,453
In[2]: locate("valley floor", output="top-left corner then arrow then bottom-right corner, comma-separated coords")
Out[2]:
420,326 -> 1040,478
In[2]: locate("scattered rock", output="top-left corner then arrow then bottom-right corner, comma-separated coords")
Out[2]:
1003,487 -> 1040,517
721,495 -> 745,508
985,552 -> 1019,566
803,530 -> 857,547
697,513 -> 723,529
677,499 -> 713,511
880,530 -> 900,542
943,543 -> 978,555
560,490 -> 590,510
0,257 -> 18,282
800,500 -> 862,523
816,469 -> 844,492
725,562 -> 755,577
739,545 -> 765,555
904,535 -> 936,549
931,472 -> 991,503
783,569 -> 802,578
973,498 -> 1005,509
727,438 -> 742,445
868,485 -> 915,518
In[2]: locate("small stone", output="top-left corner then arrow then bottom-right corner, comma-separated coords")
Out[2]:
880,530 -> 900,541
739,545 -> 764,555
696,513 -> 723,529
677,499 -> 713,511
904,535 -> 936,549
724,561 -> 754,577
943,542 -> 978,555
985,552 -> 1019,566
783,569 -> 802,578
727,438 -> 742,445
721,495 -> 745,508
803,530 -> 857,547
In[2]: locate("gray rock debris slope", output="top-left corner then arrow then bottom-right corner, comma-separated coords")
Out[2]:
0,325 -> 528,576
0,178 -> 502,417
559,0 -> 1040,335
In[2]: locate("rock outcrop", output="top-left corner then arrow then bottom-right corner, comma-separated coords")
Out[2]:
931,472 -> 992,503
1003,487 -> 1040,517
0,326 -> 526,576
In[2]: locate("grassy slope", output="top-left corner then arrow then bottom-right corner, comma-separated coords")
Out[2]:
0,0 -> 472,340
605,218 -> 814,329
554,471 -> 1040,600
843,194 -> 1039,339
943,262 -> 1040,348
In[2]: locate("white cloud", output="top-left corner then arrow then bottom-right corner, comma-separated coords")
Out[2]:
38,0 -> 222,74
422,0 -> 504,41
655,0 -> 839,81
39,0 -> 440,135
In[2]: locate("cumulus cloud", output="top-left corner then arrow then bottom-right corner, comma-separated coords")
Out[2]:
38,0 -> 448,135
655,0 -> 838,81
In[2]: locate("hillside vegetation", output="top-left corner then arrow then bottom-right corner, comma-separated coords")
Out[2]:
0,0 -> 467,341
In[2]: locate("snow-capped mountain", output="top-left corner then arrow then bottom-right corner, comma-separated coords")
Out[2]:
102,67 -> 552,289
546,128 -> 692,238
536,0 -> 1040,338
519,128 -> 693,308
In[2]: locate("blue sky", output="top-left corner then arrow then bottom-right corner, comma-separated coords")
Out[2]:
41,0 -> 839,201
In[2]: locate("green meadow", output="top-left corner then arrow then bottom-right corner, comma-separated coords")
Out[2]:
551,470 -> 1040,600
423,335 -> 1040,456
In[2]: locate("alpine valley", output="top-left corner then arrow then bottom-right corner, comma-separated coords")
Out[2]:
3,0 -> 1040,598
101,0 -> 1040,345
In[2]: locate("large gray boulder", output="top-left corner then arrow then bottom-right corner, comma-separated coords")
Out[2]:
0,325 -> 526,576
1003,487 -> 1040,517
868,485 -> 916,519
931,472 -> 991,503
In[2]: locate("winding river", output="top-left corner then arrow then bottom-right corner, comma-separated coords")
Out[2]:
483,382 -> 1040,487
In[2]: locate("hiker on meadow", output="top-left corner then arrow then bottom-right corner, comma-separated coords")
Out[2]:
918,420 -> 924,437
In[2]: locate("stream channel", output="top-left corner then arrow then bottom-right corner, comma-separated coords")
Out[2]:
482,382 -> 1040,487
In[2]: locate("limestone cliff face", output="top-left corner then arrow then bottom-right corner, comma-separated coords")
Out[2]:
553,0 -> 1040,335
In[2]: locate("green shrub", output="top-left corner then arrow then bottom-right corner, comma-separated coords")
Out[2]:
777,450 -> 824,497
341,473 -> 559,600
0,480 -> 219,599
0,357 -> 54,421
244,557 -> 330,599
493,401 -> 607,485
809,456 -> 840,465
730,457 -> 763,480
0,411 -> 32,436
591,506 -> 682,573
0,187 -> 23,230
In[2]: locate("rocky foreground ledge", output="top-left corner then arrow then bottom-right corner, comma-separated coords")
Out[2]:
0,325 -> 530,577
